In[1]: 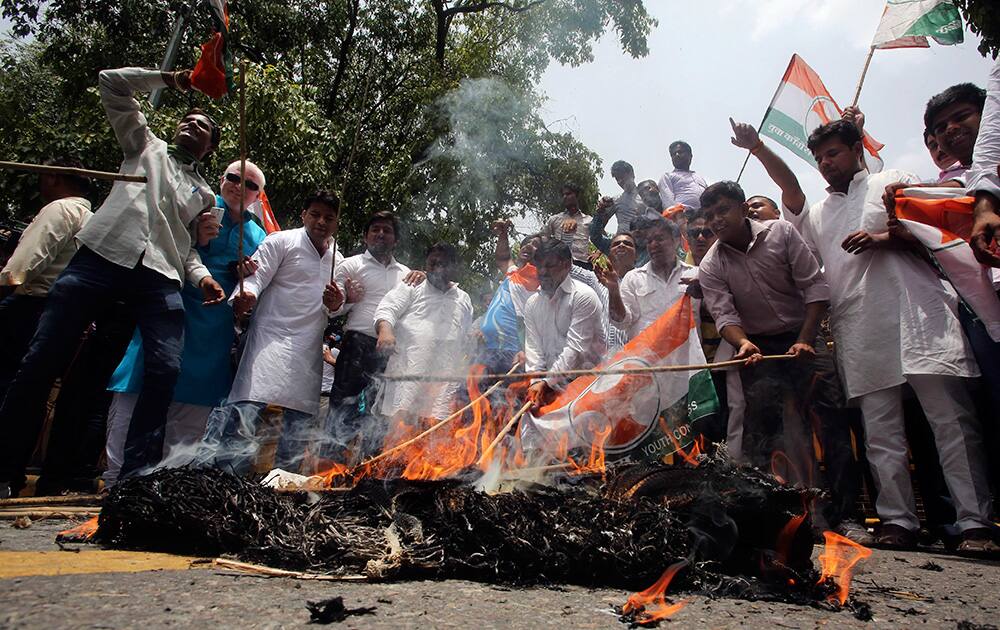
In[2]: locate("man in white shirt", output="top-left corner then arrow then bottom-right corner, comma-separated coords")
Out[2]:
523,239 -> 606,412
599,216 -> 696,341
0,67 -> 226,498
0,158 -> 92,394
374,242 -> 474,422
327,211 -> 425,458
787,119 -> 995,555
199,192 -> 345,474
657,140 -> 708,211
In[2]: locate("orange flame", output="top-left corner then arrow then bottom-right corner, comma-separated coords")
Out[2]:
816,531 -> 873,605
621,560 -> 688,623
57,516 -> 99,542
667,430 -> 702,467
775,512 -> 807,568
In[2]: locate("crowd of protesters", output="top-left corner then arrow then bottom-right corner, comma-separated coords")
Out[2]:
1,59 -> 1000,560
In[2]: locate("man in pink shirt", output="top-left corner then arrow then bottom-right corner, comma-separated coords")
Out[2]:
698,180 -> 869,543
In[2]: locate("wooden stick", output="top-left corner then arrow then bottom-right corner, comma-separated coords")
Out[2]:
477,400 -> 533,467
737,57 -> 787,184
0,494 -> 102,507
0,509 -> 100,519
851,46 -> 876,108
386,354 -> 796,383
213,558 -> 367,581
357,363 -> 520,470
237,59 -> 248,295
0,506 -> 98,513
0,161 -> 146,183
331,70 -> 375,282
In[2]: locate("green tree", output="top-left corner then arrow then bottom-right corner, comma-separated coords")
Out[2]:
0,0 -> 654,285
953,0 -> 1000,58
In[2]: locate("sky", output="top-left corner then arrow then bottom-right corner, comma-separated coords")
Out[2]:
536,1 -> 995,233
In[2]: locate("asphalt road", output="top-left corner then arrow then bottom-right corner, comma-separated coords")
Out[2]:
1,520 -> 999,629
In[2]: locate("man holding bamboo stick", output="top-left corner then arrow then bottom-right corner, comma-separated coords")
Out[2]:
0,67 -> 225,498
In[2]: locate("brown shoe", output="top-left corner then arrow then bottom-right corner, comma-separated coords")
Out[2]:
958,528 -> 1000,558
875,523 -> 918,550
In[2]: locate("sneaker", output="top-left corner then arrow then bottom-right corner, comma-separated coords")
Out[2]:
957,528 -> 1000,558
0,480 -> 11,500
835,520 -> 876,546
874,523 -> 918,550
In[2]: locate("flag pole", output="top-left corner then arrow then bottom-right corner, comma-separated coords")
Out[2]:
850,46 -> 876,108
736,54 -> 794,183
331,69 -> 374,283
237,59 -> 247,296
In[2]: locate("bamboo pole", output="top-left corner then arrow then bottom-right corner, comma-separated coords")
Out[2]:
851,46 -> 876,108
385,353 -> 796,383
0,509 -> 100,519
0,494 -> 102,507
213,558 -> 367,581
0,161 -> 146,183
477,400 -> 533,467
736,55 -> 789,184
331,70 -> 375,282
237,59 -> 248,295
357,363 -> 521,470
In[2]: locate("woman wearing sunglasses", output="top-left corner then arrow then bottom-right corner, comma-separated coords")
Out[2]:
103,161 -> 269,486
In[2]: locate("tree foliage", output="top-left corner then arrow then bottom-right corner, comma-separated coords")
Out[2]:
0,0 -> 654,285
954,0 -> 1000,59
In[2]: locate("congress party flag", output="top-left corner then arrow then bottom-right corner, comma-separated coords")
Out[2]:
191,0 -> 233,99
522,295 -> 719,464
894,187 -> 1000,342
759,54 -> 885,172
872,0 -> 964,50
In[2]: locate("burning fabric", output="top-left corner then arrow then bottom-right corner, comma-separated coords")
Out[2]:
96,458 -> 829,593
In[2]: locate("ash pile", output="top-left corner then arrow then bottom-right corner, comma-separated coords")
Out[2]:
95,457 -> 827,596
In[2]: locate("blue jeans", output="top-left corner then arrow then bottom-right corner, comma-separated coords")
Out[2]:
0,247 -> 184,489
198,401 -> 314,475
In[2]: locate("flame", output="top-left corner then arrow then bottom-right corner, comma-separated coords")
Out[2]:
621,560 -> 689,623
775,511 -> 807,567
816,531 -> 873,605
57,516 -> 99,542
666,429 -> 701,467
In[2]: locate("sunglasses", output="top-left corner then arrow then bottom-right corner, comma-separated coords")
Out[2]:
225,172 -> 260,192
687,227 -> 714,240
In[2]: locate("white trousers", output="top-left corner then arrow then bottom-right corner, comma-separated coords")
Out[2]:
103,393 -> 212,485
858,374 -> 992,532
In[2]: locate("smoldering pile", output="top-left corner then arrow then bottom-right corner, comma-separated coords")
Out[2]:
94,457 -> 836,598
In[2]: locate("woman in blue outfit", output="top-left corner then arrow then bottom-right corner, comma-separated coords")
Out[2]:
103,161 -> 269,484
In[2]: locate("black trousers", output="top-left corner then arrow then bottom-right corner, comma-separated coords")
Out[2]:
740,330 -> 863,527
325,331 -> 389,461
0,294 -> 47,397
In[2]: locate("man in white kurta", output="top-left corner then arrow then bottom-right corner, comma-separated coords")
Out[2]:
523,239 -> 606,411
602,217 -> 697,341
789,120 -> 993,551
199,193 -> 344,474
374,243 -> 474,421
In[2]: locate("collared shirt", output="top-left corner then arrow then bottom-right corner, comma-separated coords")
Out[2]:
787,168 -> 977,399
613,188 -> 644,234
333,249 -> 412,335
546,210 -> 594,262
657,169 -> 707,211
523,275 -> 606,388
1,197 -> 91,296
374,280 -> 474,419
698,219 -> 829,337
969,55 -> 1000,198
227,228 -> 343,414
76,68 -> 213,287
613,261 -> 698,340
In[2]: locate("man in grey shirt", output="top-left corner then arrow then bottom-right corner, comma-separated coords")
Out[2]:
0,67 -> 225,498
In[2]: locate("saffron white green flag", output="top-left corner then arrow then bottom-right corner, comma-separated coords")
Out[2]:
759,54 -> 885,171
872,0 -> 964,49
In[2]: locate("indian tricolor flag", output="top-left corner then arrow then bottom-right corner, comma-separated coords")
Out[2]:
872,0 -> 964,49
251,190 -> 282,234
760,54 -> 885,171
895,188 -> 1000,341
522,295 -> 719,464
191,0 -> 233,99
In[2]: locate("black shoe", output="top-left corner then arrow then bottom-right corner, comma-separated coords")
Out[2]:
874,523 -> 918,550
0,480 -> 12,500
958,528 -> 1000,558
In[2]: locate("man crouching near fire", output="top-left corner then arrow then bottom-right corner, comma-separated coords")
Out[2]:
524,238 -> 607,413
